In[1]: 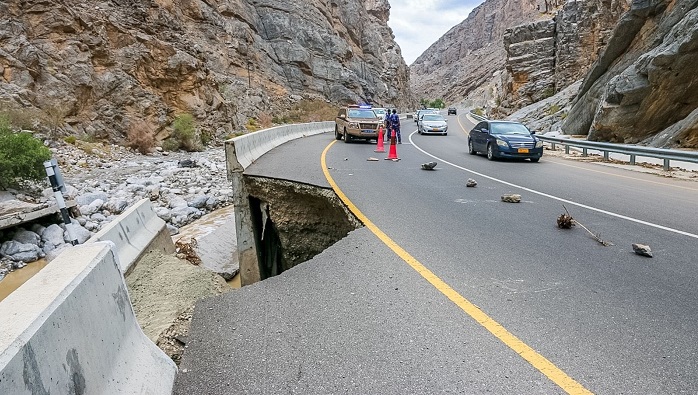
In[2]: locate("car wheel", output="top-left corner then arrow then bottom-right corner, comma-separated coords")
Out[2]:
487,144 -> 496,161
443,132 -> 447,136
344,129 -> 351,143
530,157 -> 540,163
468,139 -> 476,155
335,125 -> 342,140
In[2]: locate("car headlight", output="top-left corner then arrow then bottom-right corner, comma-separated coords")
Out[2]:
348,122 -> 359,128
496,139 -> 508,148
535,140 -> 543,148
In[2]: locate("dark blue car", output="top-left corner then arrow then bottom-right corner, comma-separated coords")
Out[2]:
468,120 -> 543,162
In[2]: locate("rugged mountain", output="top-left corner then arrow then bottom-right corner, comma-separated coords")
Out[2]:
409,0 -> 549,104
496,0 -> 628,115
562,0 -> 698,148
0,0 -> 411,143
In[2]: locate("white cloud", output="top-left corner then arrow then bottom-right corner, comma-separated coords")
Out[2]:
387,0 -> 478,65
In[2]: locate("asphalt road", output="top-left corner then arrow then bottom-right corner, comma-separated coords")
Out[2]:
174,114 -> 698,394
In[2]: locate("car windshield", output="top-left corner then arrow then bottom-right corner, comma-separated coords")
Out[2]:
491,123 -> 530,135
422,115 -> 445,121
348,109 -> 378,118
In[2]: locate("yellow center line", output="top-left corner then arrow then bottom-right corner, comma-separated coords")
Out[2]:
321,141 -> 593,395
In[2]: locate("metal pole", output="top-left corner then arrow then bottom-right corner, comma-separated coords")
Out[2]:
664,159 -> 670,171
44,159 -> 78,245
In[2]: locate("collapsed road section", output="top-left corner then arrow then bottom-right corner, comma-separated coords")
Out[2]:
245,176 -> 360,280
225,121 -> 362,285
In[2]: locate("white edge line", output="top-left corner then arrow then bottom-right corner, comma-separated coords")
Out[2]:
408,131 -> 698,240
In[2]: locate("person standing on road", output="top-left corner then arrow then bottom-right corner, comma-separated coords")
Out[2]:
389,109 -> 401,144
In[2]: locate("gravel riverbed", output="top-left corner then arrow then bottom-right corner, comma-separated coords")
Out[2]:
0,140 -> 237,362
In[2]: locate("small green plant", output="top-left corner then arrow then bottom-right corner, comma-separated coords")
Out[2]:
272,116 -> 290,124
429,98 -> 445,109
245,118 -> 260,132
200,129 -> 212,146
64,135 -> 77,144
0,115 -> 52,190
541,87 -> 555,99
172,113 -> 201,152
161,138 -> 180,152
473,107 -> 485,116
547,104 -> 561,116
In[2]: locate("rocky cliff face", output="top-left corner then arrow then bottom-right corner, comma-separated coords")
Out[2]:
562,0 -> 698,148
409,0 -> 548,104
497,0 -> 628,114
0,0 -> 411,143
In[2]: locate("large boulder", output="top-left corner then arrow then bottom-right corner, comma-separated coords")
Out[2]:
562,0 -> 698,148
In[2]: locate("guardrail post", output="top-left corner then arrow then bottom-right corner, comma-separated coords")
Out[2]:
535,135 -> 698,168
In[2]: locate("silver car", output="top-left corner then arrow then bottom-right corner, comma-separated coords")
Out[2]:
418,114 -> 448,135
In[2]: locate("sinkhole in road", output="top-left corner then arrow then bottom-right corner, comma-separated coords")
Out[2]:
245,176 -> 362,280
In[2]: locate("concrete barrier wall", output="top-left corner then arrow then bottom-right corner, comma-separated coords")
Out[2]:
225,121 -> 334,286
88,198 -> 175,273
230,121 -> 334,169
0,242 -> 177,394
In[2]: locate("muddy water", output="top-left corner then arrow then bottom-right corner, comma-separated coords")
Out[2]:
0,259 -> 49,302
228,273 -> 240,289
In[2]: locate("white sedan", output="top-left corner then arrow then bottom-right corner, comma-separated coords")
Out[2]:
418,114 -> 448,135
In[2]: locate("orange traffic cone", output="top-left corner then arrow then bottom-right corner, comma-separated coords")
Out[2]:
375,126 -> 386,153
385,129 -> 399,160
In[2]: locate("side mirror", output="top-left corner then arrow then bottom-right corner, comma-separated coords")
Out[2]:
530,130 -> 537,134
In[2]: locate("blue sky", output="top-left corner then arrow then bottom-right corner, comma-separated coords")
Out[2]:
387,0 -> 479,65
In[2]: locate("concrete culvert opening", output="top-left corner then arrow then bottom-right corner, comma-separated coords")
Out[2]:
245,176 -> 362,280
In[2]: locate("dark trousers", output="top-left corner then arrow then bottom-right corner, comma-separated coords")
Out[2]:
386,127 -> 401,142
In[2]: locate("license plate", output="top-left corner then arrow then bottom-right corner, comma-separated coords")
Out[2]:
432,128 -> 439,131
518,148 -> 529,153
361,129 -> 374,134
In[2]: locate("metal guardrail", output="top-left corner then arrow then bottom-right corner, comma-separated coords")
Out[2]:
467,111 -> 698,171
536,136 -> 698,170
468,112 -> 487,122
